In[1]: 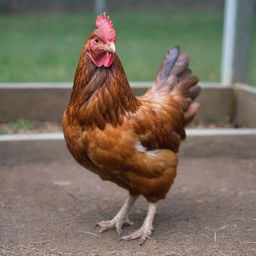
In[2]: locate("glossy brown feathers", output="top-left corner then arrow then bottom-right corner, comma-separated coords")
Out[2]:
63,41 -> 200,202
68,41 -> 139,130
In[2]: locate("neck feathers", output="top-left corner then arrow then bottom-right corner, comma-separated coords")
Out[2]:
69,53 -> 139,129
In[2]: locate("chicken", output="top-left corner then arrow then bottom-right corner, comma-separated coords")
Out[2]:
63,13 -> 201,245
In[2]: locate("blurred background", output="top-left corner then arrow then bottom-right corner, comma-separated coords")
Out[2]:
0,0 -> 255,83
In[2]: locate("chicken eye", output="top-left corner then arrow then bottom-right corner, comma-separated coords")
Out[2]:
94,38 -> 99,43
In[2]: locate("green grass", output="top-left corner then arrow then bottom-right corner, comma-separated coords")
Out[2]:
0,129 -> 6,135
0,11 -> 255,83
10,119 -> 33,130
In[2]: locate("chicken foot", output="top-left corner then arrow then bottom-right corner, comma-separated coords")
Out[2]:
96,194 -> 138,235
120,202 -> 157,245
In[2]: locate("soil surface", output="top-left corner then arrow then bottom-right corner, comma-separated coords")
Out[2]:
1,153 -> 255,255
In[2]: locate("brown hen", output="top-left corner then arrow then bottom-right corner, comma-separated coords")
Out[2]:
63,13 -> 201,244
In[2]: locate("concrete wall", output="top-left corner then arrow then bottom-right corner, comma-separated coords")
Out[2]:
0,86 -> 70,122
0,82 -> 255,127
194,84 -> 235,125
234,84 -> 256,127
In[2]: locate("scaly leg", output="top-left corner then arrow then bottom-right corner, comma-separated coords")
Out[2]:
96,194 -> 138,235
120,202 -> 157,245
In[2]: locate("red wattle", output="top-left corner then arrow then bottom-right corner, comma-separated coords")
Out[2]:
88,51 -> 114,68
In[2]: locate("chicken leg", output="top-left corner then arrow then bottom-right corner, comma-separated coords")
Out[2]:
97,194 -> 138,235
120,202 -> 157,245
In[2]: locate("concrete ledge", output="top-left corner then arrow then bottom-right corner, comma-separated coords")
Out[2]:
1,82 -> 255,126
234,83 -> 256,127
0,82 -> 234,125
0,87 -> 70,122
2,129 -> 256,142
1,129 -> 256,164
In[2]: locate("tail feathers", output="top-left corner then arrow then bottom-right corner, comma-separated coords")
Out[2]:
170,53 -> 189,77
157,46 -> 180,84
155,46 -> 189,90
188,85 -> 201,100
184,102 -> 200,125
154,46 -> 201,124
175,75 -> 198,94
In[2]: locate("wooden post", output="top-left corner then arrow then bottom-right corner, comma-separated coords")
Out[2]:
95,0 -> 106,14
221,0 -> 255,85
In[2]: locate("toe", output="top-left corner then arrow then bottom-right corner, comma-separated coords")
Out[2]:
139,235 -> 151,246
120,229 -> 143,241
116,217 -> 133,236
120,226 -> 153,244
124,218 -> 134,226
99,226 -> 110,233
96,217 -> 135,236
115,223 -> 122,236
96,220 -> 115,233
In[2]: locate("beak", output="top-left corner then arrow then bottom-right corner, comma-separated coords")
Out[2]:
106,42 -> 116,53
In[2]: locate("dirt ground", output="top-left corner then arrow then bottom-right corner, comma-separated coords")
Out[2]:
0,150 -> 256,255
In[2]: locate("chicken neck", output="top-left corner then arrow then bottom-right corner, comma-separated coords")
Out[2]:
68,54 -> 140,129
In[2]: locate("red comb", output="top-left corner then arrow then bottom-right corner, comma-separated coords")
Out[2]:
96,13 -> 116,42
